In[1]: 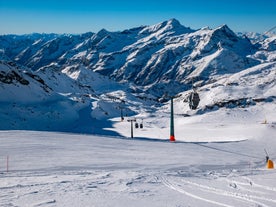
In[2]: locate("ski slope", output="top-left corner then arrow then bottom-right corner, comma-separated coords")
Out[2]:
0,19 -> 275,206
1,61 -> 275,206
0,121 -> 275,207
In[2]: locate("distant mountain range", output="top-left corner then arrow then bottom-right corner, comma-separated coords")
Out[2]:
0,19 -> 275,133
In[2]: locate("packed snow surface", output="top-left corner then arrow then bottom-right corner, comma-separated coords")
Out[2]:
1,122 -> 275,207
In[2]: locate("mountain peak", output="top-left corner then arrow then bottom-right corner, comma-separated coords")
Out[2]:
97,29 -> 109,36
139,18 -> 192,35
214,24 -> 237,37
166,18 -> 181,27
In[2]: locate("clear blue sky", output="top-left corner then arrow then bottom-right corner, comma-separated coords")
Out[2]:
0,0 -> 275,34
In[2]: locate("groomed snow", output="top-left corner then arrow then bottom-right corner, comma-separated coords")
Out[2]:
1,119 -> 275,207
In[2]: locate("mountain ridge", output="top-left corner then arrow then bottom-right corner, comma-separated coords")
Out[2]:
0,19 -> 275,133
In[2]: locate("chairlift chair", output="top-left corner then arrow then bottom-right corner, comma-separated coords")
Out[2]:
188,90 -> 200,110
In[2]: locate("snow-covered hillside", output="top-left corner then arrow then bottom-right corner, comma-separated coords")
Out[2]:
0,18 -> 275,136
0,125 -> 275,206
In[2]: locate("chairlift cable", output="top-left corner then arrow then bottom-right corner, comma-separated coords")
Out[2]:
193,143 -> 263,160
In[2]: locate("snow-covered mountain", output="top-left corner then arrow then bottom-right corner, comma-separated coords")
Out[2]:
0,19 -> 275,134
1,19 -> 267,93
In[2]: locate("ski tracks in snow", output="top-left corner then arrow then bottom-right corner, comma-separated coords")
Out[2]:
0,171 -> 112,207
160,170 -> 276,207
0,170 -> 159,207
1,169 -> 276,207
161,176 -> 233,207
